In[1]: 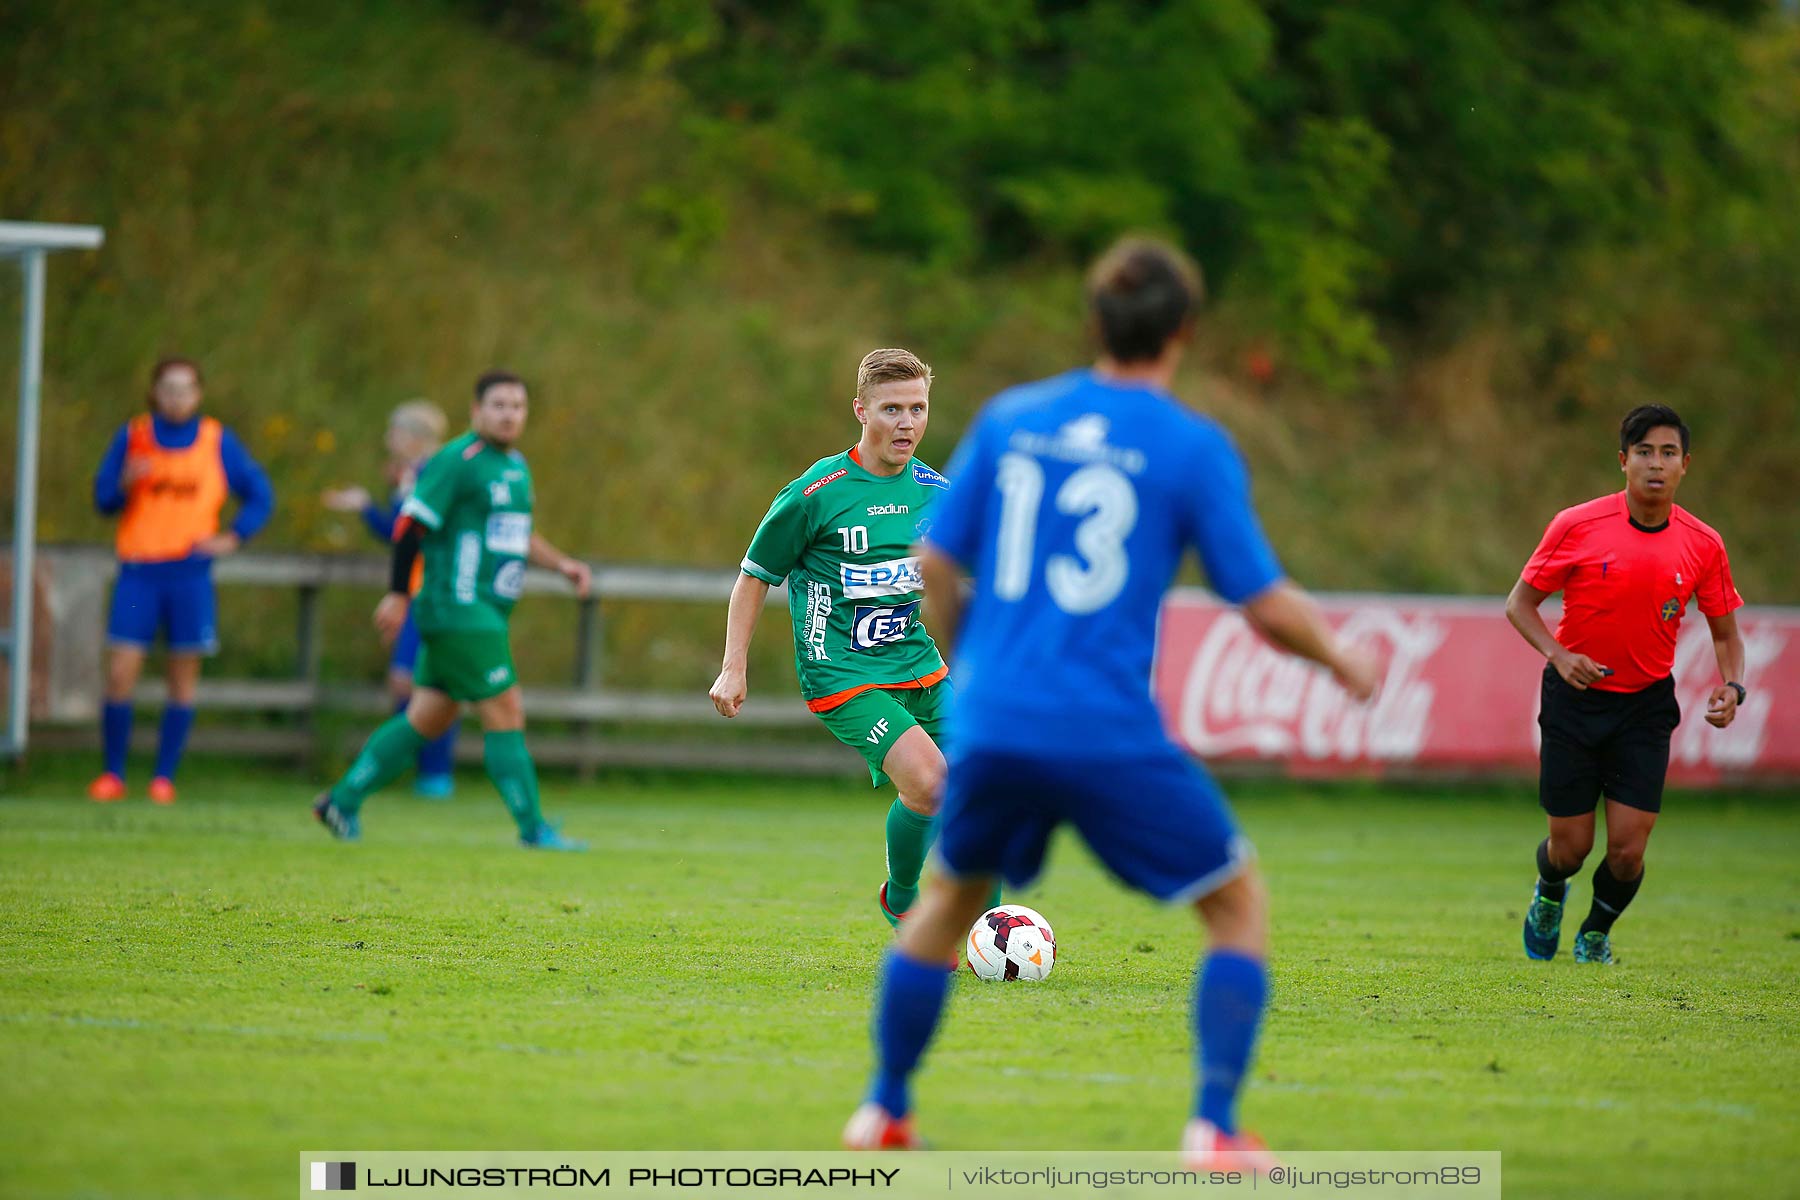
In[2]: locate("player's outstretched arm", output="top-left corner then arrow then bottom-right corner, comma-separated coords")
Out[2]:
1241,581 -> 1379,701
710,573 -> 769,718
1504,578 -> 1609,689
528,533 -> 592,598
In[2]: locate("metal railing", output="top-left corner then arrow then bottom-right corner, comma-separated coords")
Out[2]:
26,545 -> 859,775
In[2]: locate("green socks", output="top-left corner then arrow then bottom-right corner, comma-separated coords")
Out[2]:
484,730 -> 543,838
332,720 -> 543,841
331,714 -> 428,813
883,799 -> 937,914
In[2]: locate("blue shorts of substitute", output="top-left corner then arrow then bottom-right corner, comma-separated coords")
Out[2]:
389,612 -> 422,673
108,558 -> 219,655
936,745 -> 1254,904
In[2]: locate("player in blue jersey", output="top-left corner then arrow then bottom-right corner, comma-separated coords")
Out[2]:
323,400 -> 459,798
842,239 -> 1380,1165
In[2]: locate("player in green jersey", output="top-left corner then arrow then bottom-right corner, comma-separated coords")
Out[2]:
314,370 -> 592,849
711,349 -> 972,925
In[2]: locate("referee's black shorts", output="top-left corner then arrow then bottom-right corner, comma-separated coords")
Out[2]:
1537,665 -> 1681,817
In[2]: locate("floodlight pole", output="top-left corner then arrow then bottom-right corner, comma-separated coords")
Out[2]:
7,249 -> 46,758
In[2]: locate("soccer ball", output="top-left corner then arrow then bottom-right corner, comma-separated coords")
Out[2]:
965,904 -> 1056,982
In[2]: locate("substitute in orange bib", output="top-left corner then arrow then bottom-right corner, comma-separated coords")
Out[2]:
1505,404 -> 1745,965
88,358 -> 274,805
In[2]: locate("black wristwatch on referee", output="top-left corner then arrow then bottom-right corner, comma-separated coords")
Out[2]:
1725,681 -> 1747,706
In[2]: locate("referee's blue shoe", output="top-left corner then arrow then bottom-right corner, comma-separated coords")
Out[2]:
414,773 -> 455,800
1523,882 -> 1564,960
1572,930 -> 1614,964
520,820 -> 587,852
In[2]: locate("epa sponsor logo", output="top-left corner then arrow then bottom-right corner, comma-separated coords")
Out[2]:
850,601 -> 921,652
867,503 -> 910,516
803,468 -> 849,497
841,556 -> 922,599
485,512 -> 532,555
911,463 -> 949,490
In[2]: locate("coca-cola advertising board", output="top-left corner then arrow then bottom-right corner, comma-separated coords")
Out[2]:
1152,592 -> 1800,784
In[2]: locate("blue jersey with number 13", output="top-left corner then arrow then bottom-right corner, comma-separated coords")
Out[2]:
926,369 -> 1284,758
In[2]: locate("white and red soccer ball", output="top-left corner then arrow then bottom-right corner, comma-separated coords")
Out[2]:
966,904 -> 1056,982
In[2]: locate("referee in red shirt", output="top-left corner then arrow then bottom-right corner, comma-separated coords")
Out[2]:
1505,405 -> 1746,964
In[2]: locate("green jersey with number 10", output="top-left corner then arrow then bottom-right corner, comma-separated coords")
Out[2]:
400,432 -> 534,634
741,448 -> 949,710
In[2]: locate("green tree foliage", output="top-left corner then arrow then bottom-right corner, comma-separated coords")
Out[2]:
468,0 -> 1773,383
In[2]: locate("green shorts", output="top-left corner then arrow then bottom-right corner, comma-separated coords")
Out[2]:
413,630 -> 517,702
814,679 -> 953,787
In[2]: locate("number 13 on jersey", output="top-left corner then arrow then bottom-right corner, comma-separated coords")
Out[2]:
993,452 -> 1138,614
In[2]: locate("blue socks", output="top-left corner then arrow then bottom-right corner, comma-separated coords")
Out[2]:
154,705 -> 195,780
102,702 -> 195,781
869,948 -> 953,1118
1194,950 -> 1269,1134
418,724 -> 457,778
102,701 -> 133,777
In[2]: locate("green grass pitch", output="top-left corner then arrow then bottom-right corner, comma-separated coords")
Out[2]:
3,763 -> 1796,1198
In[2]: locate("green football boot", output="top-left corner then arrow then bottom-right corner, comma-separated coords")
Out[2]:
1522,882 -> 1564,960
1572,930 -> 1614,964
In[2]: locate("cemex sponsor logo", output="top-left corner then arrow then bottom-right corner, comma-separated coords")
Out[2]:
851,601 -> 920,652
841,557 -> 922,599
310,1161 -> 355,1191
866,503 -> 910,516
802,468 -> 848,497
493,559 -> 526,599
805,581 -> 832,661
911,463 -> 949,490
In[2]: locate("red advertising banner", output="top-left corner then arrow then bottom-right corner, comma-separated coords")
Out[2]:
1152,593 -> 1800,784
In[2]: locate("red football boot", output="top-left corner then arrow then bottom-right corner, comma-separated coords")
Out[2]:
87,773 -> 127,803
842,1103 -> 923,1150
1182,1119 -> 1282,1175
